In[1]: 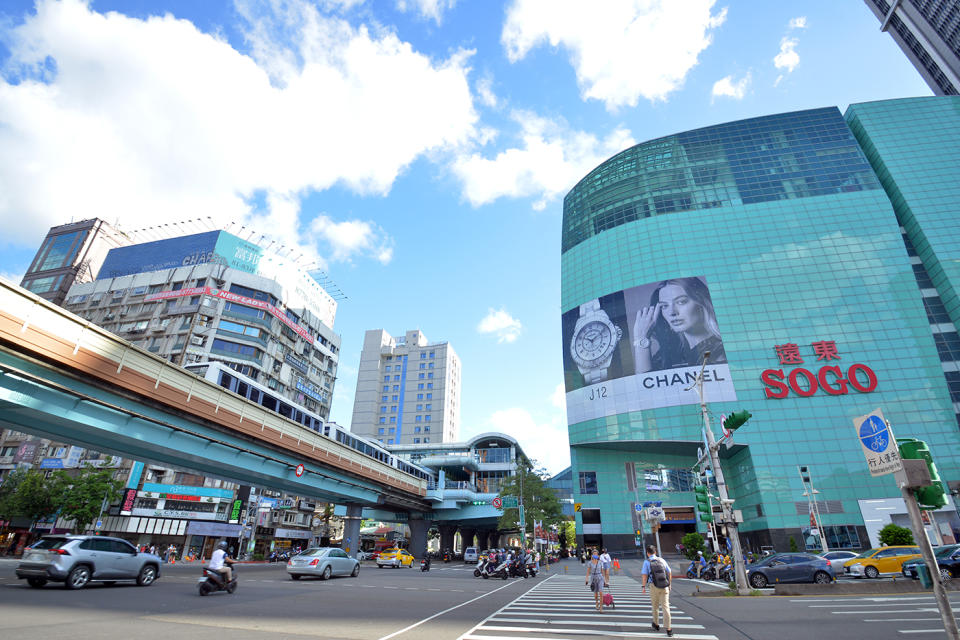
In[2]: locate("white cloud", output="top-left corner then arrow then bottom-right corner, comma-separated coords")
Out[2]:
485,407 -> 570,475
502,0 -> 727,110
0,271 -> 24,285
711,72 -> 751,100
550,382 -> 566,411
0,0 -> 478,262
788,16 -> 807,30
477,307 -> 523,343
452,110 -> 634,208
395,0 -> 458,24
774,37 -> 800,73
309,214 -> 394,265
476,73 -> 498,108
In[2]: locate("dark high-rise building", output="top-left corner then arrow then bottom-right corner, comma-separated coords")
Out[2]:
19,218 -> 129,304
864,0 -> 960,95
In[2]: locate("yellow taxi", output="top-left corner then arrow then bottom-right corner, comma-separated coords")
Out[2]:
842,545 -> 921,578
377,548 -> 415,569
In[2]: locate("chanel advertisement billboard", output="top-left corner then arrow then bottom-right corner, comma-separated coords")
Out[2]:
562,276 -> 737,423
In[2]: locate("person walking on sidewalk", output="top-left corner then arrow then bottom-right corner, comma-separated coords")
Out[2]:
584,550 -> 605,612
641,544 -> 673,637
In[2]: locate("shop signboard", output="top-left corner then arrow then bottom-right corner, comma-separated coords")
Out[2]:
562,276 -> 736,424
120,488 -> 137,515
13,441 -> 40,463
275,528 -> 313,540
761,340 -> 878,399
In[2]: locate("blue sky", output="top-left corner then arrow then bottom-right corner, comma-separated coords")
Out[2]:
0,0 -> 932,474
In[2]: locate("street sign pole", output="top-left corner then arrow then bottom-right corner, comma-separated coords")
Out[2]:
692,352 -> 749,595
901,484 -> 959,640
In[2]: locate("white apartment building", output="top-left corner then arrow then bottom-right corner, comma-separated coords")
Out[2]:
350,329 -> 460,445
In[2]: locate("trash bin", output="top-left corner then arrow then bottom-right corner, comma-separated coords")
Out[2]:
916,562 -> 933,589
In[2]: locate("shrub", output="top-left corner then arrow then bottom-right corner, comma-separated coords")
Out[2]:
878,523 -> 914,546
788,537 -> 798,552
681,532 -> 705,560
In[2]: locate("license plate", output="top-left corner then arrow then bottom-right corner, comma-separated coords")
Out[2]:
27,553 -> 44,562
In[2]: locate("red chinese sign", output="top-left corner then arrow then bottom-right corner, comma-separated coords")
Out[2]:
762,340 -> 877,399
145,287 -> 317,346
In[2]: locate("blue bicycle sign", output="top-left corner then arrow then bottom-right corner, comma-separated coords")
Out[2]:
859,415 -> 889,452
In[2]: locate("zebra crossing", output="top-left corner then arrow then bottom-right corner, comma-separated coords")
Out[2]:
792,594 -> 960,635
458,574 -> 718,640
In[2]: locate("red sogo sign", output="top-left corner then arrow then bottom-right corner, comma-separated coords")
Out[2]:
761,340 -> 878,399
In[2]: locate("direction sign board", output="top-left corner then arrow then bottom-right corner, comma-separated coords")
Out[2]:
645,506 -> 665,521
854,408 -> 903,477
492,497 -> 502,509
501,496 -> 518,509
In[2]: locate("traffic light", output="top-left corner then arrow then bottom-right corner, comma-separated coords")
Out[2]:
470,500 -> 487,506
695,485 -> 713,523
897,438 -> 947,510
723,410 -> 752,432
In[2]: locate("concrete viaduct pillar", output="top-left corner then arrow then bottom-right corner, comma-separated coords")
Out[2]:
408,515 -> 432,559
342,503 -> 363,559
439,524 -> 457,555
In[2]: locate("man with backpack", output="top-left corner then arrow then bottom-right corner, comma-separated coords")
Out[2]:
641,545 -> 672,637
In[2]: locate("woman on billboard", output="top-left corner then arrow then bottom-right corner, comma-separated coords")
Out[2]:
632,277 -> 727,372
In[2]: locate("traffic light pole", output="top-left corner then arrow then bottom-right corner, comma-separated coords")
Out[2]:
901,488 -> 959,639
694,354 -> 749,595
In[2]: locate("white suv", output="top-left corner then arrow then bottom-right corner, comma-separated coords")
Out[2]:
463,547 -> 479,563
16,535 -> 162,589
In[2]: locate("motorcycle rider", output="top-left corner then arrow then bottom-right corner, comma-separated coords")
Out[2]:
209,541 -> 236,584
694,550 -> 706,578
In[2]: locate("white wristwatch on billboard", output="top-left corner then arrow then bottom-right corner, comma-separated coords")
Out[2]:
570,298 -> 622,384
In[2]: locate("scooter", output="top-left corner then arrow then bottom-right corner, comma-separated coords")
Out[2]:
686,560 -> 716,581
525,558 -> 539,578
420,556 -> 431,572
198,565 -> 238,596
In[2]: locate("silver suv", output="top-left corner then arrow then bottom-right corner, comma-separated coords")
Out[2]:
15,535 -> 162,589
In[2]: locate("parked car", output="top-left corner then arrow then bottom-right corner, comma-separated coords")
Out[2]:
744,552 -> 834,588
377,548 -> 414,568
15,535 -> 161,589
902,544 -> 960,581
357,550 -> 376,561
820,550 -> 858,569
463,547 -> 479,563
287,547 -> 360,580
842,545 -> 921,578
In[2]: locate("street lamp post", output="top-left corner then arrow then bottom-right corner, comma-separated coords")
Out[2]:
798,466 -> 828,553
691,352 -> 749,595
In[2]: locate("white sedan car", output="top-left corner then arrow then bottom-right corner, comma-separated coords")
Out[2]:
287,548 -> 360,580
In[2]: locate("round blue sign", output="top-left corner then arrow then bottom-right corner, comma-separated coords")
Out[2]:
859,415 -> 889,452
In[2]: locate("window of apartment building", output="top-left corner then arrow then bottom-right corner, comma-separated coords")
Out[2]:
393,375 -> 400,381
419,363 -> 426,369
387,439 -> 394,444
382,395 -> 388,402
414,438 -> 420,444
385,365 -> 391,371
385,355 -> 392,360
211,339 -> 262,359
384,375 -> 390,382
578,471 -> 598,494
171,282 -> 184,291
430,351 -> 435,358
391,395 -> 398,402
383,385 -> 389,392
428,363 -> 434,369
416,404 -> 422,411
417,394 -> 423,400
416,416 -> 422,422
392,385 -> 399,391
378,418 -> 385,425
425,404 -> 431,410
390,406 -> 397,412
388,427 -> 395,433
424,426 -> 430,432
420,353 -> 426,359
424,437 -> 430,443
380,407 -> 386,413
414,427 -> 421,433
219,319 -> 262,338
425,415 -> 431,422
389,417 -> 396,423
418,383 -> 424,390
426,393 -> 432,400
418,373 -> 425,379
427,383 -> 433,389
427,373 -> 433,379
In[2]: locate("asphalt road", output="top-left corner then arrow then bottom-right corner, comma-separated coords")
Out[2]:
1,557 -> 958,639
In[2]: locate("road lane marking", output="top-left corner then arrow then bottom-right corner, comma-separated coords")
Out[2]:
489,617 -> 705,629
376,576 -> 535,640
475,626 -> 717,639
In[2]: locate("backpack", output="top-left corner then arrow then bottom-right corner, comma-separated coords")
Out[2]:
649,557 -> 669,588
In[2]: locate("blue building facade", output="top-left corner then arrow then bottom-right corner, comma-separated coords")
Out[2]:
561,97 -> 960,554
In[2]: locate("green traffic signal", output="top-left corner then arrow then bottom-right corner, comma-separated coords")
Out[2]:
694,485 -> 713,522
897,438 -> 947,510
723,410 -> 752,432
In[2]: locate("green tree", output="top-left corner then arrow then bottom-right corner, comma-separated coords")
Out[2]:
788,536 -> 799,552
878,523 -> 914,546
52,468 -> 123,534
497,460 -> 563,536
558,519 -> 576,555
681,532 -> 705,560
0,469 -> 59,528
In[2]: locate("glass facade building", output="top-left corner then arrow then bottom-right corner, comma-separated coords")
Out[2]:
561,97 -> 960,554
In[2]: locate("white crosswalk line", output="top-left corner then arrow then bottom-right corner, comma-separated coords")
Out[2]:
796,591 -> 960,636
457,574 -> 717,640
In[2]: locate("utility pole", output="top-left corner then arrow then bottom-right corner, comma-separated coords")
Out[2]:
693,352 -> 749,594
798,466 -> 828,553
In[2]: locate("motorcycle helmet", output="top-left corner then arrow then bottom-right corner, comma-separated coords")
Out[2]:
218,541 -> 228,550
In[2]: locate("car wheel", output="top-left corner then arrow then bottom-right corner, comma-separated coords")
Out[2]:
66,565 -> 91,590
290,574 -> 301,580
137,565 -> 157,586
749,572 -> 768,589
864,566 -> 880,579
813,571 -> 831,585
351,564 -> 360,577
27,577 -> 46,588
322,566 -> 332,580
939,568 -> 952,581
377,564 -> 383,569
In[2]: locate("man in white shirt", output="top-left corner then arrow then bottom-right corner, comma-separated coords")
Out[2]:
208,541 -> 235,583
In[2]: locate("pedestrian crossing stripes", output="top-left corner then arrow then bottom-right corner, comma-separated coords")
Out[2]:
790,594 -> 960,635
459,574 -> 718,640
